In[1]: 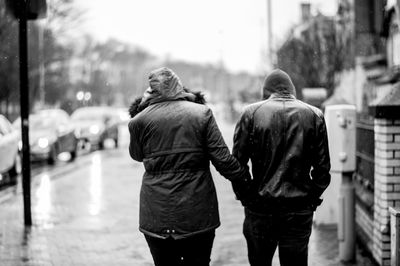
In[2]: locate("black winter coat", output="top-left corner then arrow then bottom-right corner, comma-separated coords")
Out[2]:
128,92 -> 249,239
233,94 -> 331,212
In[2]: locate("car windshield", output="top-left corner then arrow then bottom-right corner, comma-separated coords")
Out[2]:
30,117 -> 56,130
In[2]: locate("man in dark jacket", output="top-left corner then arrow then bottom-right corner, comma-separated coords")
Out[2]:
232,69 -> 331,266
128,67 -> 250,266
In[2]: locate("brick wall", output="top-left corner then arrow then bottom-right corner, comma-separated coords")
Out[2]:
373,118 -> 400,265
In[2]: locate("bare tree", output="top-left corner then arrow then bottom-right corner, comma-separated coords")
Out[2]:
276,14 -> 344,98
0,0 -> 19,118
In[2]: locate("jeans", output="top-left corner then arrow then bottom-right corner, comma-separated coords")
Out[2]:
144,230 -> 215,266
243,208 -> 314,266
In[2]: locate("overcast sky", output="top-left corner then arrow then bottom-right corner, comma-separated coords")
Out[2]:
76,0 -> 337,74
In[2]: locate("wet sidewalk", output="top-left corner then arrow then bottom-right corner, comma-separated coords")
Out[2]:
0,148 -> 378,266
0,121 -> 378,266
0,150 -> 151,266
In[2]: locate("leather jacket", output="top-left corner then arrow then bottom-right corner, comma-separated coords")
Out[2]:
232,93 -> 331,212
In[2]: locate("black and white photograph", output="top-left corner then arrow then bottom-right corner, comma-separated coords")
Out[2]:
0,0 -> 399,265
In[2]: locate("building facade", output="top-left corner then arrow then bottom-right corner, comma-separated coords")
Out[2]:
333,0 -> 400,265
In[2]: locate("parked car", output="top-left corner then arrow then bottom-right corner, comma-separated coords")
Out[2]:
71,106 -> 119,149
0,115 -> 20,186
14,109 -> 78,164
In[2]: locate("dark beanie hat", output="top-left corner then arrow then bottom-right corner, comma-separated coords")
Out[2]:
262,69 -> 296,99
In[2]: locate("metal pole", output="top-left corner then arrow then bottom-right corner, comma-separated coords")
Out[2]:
338,172 -> 355,262
38,20 -> 45,105
19,0 -> 32,226
390,207 -> 400,266
267,0 -> 273,68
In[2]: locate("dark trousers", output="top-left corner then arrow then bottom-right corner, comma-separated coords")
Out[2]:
243,208 -> 314,266
144,230 -> 215,266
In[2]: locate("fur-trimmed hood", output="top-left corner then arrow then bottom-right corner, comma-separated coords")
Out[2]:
129,88 -> 206,118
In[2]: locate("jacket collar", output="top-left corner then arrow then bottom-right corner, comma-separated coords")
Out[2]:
129,90 -> 206,118
269,93 -> 296,100
143,91 -> 196,106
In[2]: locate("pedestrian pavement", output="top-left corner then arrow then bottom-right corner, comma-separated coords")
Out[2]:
0,122 -> 378,266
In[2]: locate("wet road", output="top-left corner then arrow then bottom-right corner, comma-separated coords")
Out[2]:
0,122 -> 377,265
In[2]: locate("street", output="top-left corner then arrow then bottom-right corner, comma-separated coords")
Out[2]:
0,121 -> 376,266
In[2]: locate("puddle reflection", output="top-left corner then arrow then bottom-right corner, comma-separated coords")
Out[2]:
89,153 -> 102,215
34,174 -> 53,228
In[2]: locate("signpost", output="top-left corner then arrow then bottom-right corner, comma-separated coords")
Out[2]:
5,0 -> 47,226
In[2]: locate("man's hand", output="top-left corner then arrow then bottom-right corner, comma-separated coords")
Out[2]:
231,178 -> 260,207
232,178 -> 251,199
310,197 -> 323,211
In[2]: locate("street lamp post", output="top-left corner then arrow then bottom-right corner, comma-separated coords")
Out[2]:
267,0 -> 273,69
5,0 -> 47,226
19,0 -> 32,226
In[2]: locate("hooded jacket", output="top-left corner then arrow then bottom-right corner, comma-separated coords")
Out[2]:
128,76 -> 250,239
233,69 -> 331,212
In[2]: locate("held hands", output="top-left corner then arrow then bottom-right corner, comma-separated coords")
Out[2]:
232,177 -> 251,200
310,197 -> 323,211
231,176 -> 260,207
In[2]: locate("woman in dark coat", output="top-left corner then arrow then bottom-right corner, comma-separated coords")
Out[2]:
128,67 -> 250,266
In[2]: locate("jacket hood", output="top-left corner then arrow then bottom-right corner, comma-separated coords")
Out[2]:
148,67 -> 183,98
262,69 -> 296,99
129,88 -> 206,118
